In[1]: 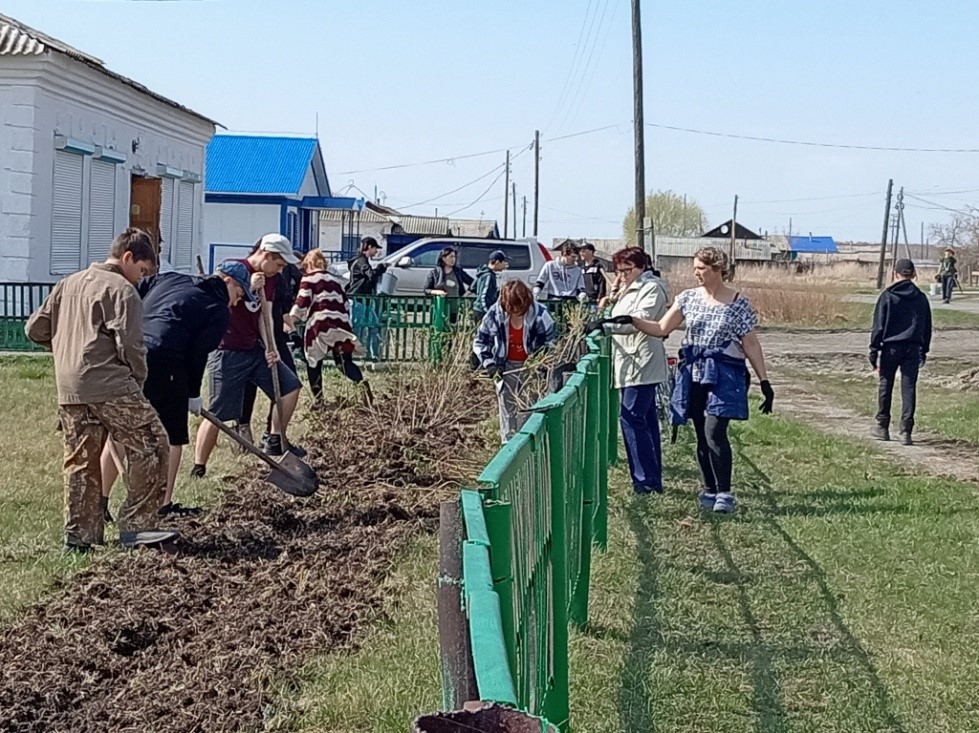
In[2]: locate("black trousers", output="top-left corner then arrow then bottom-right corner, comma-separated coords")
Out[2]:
876,343 -> 921,432
688,383 -> 733,494
941,275 -> 955,301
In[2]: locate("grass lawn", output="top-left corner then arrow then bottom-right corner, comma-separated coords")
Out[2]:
0,354 -> 273,621
763,302 -> 979,332
780,366 -> 979,446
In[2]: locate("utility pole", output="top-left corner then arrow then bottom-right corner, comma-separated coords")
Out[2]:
730,194 -> 738,264
890,187 -> 904,265
512,182 -> 517,241
631,0 -> 646,246
533,130 -> 540,237
522,195 -> 527,237
920,221 -> 925,260
875,179 -> 894,289
503,150 -> 510,238
788,217 -> 792,237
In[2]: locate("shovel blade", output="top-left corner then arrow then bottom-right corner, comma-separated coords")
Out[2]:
266,453 -> 319,497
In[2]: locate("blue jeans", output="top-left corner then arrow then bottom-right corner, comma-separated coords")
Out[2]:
620,384 -> 662,493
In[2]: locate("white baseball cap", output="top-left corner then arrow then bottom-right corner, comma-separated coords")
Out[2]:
258,233 -> 299,264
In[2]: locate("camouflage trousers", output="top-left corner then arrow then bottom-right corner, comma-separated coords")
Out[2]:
58,394 -> 169,546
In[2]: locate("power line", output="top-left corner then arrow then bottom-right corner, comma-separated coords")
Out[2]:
400,162 -> 507,209
542,0 -> 597,134
647,122 -> 979,153
555,0 -> 614,133
445,167 -> 509,217
561,0 -> 620,132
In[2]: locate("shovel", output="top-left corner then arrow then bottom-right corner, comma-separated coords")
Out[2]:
200,408 -> 318,497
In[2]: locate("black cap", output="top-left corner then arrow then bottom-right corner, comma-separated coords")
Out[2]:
580,242 -> 596,252
489,249 -> 508,262
361,236 -> 379,249
894,258 -> 915,276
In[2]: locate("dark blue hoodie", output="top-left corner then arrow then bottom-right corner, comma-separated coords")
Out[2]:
136,272 -> 230,398
870,279 -> 932,357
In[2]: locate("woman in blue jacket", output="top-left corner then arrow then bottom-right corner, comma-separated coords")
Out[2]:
625,246 -> 773,514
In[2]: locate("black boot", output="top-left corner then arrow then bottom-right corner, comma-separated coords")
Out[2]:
100,496 -> 114,524
873,425 -> 890,441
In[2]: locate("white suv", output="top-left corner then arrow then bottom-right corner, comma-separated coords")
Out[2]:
331,237 -> 552,296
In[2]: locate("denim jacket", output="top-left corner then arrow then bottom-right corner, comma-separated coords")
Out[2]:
670,343 -> 749,424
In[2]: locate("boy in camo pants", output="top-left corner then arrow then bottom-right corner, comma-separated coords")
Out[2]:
27,229 -> 179,552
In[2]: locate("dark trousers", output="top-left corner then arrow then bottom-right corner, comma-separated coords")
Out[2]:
307,361 -> 323,400
941,275 -> 955,301
876,343 -> 921,433
688,383 -> 733,494
619,384 -> 662,493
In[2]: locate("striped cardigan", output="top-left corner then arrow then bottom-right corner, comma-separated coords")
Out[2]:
289,270 -> 360,366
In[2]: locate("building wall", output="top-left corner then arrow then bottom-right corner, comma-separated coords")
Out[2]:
319,219 -> 389,253
0,52 -> 214,282
203,202 -> 279,250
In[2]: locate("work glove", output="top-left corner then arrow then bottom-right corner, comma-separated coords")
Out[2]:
576,292 -> 588,304
188,396 -> 203,416
532,286 -> 542,300
868,350 -> 879,370
484,364 -> 503,379
584,318 -> 606,335
759,380 -> 775,414
376,263 -> 388,275
607,314 -> 633,325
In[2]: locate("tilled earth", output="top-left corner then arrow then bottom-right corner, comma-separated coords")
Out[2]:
0,371 -> 495,733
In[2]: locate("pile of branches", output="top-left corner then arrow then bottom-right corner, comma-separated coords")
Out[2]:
0,355 -> 498,733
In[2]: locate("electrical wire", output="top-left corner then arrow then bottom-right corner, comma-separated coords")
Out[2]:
647,122 -> 979,153
400,161 -> 507,209
444,167 -> 509,217
556,0 -> 617,133
542,0 -> 599,135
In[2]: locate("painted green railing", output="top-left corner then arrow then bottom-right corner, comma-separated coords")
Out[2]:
0,283 -> 54,352
449,335 -> 616,730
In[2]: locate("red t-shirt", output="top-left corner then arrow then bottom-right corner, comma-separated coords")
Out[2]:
219,259 -> 277,351
507,323 -> 528,362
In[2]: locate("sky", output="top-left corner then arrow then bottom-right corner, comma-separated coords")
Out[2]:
6,0 -> 979,245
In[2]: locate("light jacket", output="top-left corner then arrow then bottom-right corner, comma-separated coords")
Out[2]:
535,261 -> 585,299
605,271 -> 669,389
290,269 -> 360,366
473,302 -> 557,369
26,262 -> 147,404
671,344 -> 749,423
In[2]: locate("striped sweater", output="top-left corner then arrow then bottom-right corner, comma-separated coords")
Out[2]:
289,270 -> 360,366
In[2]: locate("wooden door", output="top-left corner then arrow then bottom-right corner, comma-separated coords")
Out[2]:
129,176 -> 162,256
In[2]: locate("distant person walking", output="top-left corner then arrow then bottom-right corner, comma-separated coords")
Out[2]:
870,258 -> 932,445
937,247 -> 958,304
627,246 -> 773,514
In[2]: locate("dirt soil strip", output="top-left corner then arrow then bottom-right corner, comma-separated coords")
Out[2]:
0,370 -> 497,733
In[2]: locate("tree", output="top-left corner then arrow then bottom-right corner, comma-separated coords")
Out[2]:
622,189 -> 707,244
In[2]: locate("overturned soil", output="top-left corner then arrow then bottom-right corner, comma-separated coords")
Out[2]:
0,370 -> 495,733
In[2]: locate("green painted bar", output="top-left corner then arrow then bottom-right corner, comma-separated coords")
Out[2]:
483,501 -> 516,683
461,490 -> 491,547
467,590 -> 519,706
462,541 -> 494,605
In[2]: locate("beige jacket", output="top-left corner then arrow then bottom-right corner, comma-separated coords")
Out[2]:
606,271 -> 669,389
26,263 -> 147,404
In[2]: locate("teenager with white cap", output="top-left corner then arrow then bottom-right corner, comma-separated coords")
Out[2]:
191,234 -> 304,476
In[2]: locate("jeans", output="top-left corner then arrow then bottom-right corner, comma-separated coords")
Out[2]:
877,343 -> 921,433
619,384 -> 663,493
941,275 -> 955,302
351,301 -> 383,360
688,382 -> 733,494
496,360 -> 528,443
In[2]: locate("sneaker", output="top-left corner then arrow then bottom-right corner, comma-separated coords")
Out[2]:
713,492 -> 736,514
873,425 -> 890,441
119,529 -> 180,549
698,490 -> 717,510
62,542 -> 91,555
899,431 -> 913,446
158,502 -> 203,518
190,463 -> 207,478
264,434 -> 284,457
100,496 -> 114,524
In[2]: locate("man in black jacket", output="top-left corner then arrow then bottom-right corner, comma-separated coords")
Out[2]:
100,262 -> 249,518
870,259 -> 932,445
580,243 -> 607,302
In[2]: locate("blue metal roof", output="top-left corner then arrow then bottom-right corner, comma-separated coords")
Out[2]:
787,235 -> 838,254
205,135 -> 326,195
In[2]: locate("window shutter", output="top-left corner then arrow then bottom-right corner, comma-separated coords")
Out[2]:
87,160 -> 116,263
51,150 -> 83,275
175,180 -> 195,271
160,177 -> 174,260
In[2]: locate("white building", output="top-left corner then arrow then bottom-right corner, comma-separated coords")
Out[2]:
0,12 -> 216,282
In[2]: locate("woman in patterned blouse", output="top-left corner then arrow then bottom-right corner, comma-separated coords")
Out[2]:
625,247 -> 774,514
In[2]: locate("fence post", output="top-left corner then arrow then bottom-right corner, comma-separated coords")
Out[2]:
482,501 -> 515,684
537,401 -> 570,729
438,500 -> 478,709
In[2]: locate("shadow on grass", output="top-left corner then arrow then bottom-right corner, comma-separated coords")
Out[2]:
733,435 -> 910,733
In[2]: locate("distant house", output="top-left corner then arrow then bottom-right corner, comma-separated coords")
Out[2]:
203,134 -> 363,269
786,235 -> 838,259
702,220 -> 764,240
0,12 -> 216,282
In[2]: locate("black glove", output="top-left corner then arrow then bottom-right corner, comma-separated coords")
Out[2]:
584,318 -> 606,334
868,351 -> 879,370
607,314 -> 633,325
375,263 -> 388,275
759,380 -> 774,414
484,364 -> 502,379
286,331 -> 302,350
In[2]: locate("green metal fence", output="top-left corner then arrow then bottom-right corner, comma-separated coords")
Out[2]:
0,283 -> 53,352
450,335 -> 616,730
